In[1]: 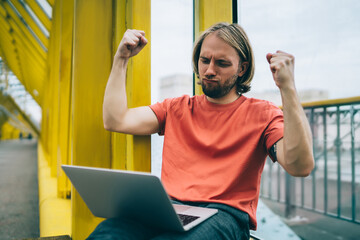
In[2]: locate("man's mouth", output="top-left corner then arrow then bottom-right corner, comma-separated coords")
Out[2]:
202,78 -> 218,83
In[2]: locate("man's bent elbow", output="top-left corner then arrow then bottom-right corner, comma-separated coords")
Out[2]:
103,122 -> 112,132
103,118 -> 132,134
289,157 -> 315,177
103,116 -> 121,132
291,169 -> 312,177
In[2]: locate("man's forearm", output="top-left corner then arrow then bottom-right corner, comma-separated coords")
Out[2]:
266,51 -> 314,176
103,57 -> 129,131
280,86 -> 314,176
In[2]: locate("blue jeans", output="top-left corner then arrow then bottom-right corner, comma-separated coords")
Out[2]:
86,201 -> 250,240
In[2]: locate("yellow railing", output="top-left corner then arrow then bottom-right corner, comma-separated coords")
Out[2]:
302,96 -> 360,108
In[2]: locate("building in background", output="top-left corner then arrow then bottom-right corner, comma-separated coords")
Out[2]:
158,74 -> 193,101
246,89 -> 329,106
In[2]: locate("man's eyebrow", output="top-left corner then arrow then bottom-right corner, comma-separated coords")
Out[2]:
199,56 -> 231,62
216,59 -> 231,63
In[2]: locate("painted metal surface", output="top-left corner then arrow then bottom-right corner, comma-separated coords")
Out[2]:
0,0 -> 49,105
71,0 -> 113,238
111,0 -> 151,172
25,0 -> 52,32
56,0 -> 73,200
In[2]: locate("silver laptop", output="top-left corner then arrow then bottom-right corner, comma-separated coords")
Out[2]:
62,165 -> 218,232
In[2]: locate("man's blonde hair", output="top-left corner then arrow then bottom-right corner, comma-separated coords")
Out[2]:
192,22 -> 255,94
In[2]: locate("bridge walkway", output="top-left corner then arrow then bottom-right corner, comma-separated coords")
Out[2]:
0,139 -> 39,239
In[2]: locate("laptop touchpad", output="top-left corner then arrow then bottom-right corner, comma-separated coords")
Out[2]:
172,204 -> 192,214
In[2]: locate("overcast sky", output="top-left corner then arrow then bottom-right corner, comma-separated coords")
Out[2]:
240,0 -> 360,99
151,0 -> 360,102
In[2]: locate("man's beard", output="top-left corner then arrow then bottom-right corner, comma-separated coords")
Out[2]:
201,74 -> 238,99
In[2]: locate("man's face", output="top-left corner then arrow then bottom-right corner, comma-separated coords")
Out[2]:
198,32 -> 241,99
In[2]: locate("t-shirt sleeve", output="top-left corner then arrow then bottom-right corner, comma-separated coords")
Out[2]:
263,106 -> 284,162
149,98 -> 172,136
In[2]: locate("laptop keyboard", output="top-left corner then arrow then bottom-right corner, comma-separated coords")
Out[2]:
177,214 -> 200,226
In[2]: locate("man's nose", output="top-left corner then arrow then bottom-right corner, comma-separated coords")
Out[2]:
205,60 -> 216,76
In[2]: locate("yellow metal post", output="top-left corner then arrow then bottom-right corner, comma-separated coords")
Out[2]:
56,0 -> 74,199
43,0 -> 61,177
70,1 -> 151,238
193,0 -> 233,96
110,0 -> 127,170
111,0 -> 151,172
71,0 -> 113,238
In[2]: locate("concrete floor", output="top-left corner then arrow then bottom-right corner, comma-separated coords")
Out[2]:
0,139 -> 39,240
262,198 -> 360,240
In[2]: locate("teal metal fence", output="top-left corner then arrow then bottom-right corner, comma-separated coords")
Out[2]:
260,97 -> 360,224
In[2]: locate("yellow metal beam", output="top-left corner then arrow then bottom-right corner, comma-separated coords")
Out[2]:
111,0 -> 151,172
9,27 -> 45,70
7,16 -> 47,61
0,3 -> 7,18
42,0 -> 61,179
71,0 -> 113,238
13,30 -> 46,65
24,0 -> 52,32
110,0 -> 127,170
2,1 -> 47,52
57,0 -> 74,200
0,40 -> 3,58
0,6 -> 46,105
0,17 -> 22,80
0,18 -> 11,36
0,51 -> 21,84
10,35 -> 38,91
0,15 -> 45,104
0,19 -> 13,44
8,0 -> 49,48
47,0 -> 54,8
12,47 -> 44,105
193,0 -> 233,96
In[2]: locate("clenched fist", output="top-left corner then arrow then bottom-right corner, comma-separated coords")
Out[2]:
116,29 -> 148,59
266,51 -> 295,90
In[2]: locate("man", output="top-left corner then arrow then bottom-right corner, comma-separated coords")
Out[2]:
88,22 -> 314,239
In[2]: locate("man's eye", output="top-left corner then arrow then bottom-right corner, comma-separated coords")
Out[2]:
217,62 -> 230,67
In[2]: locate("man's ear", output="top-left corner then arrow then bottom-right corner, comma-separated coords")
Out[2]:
238,62 -> 249,77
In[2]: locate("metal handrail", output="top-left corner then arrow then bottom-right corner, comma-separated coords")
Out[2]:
260,96 -> 360,225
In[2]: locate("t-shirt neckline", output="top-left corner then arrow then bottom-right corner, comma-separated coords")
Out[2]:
200,94 -> 247,111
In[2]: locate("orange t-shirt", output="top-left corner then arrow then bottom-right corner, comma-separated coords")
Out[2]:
149,94 -> 283,230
